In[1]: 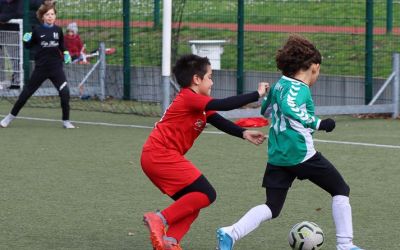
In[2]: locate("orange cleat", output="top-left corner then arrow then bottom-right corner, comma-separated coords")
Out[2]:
163,236 -> 183,250
143,212 -> 166,250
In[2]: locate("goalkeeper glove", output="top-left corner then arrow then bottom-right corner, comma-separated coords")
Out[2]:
23,32 -> 32,42
64,51 -> 72,64
318,118 -> 336,132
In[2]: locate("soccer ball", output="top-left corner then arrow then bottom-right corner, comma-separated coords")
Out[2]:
288,221 -> 324,250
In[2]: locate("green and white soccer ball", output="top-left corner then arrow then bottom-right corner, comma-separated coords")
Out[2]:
288,221 -> 324,250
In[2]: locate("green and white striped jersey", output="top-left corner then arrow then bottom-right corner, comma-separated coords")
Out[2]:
261,76 -> 321,166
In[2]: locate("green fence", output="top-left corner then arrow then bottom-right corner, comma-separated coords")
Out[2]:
1,0 -> 399,116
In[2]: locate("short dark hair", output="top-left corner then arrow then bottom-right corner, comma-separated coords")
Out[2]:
172,54 -> 211,88
36,4 -> 57,23
275,34 -> 321,77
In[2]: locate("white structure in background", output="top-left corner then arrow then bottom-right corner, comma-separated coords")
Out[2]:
161,0 -> 172,112
189,40 -> 226,70
0,19 -> 23,91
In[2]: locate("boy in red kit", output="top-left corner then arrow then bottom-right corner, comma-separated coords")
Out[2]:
141,54 -> 269,250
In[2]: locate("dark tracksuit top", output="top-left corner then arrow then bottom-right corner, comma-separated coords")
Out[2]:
25,24 -> 66,69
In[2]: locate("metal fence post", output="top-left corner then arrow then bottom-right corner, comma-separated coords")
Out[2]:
123,0 -> 131,100
99,42 -> 106,101
393,53 -> 399,118
237,0 -> 244,95
23,0 -> 30,87
387,0 -> 393,34
365,0 -> 374,104
154,0 -> 160,29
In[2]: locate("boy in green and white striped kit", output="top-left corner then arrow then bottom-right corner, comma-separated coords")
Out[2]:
217,35 -> 363,250
262,74 -> 328,166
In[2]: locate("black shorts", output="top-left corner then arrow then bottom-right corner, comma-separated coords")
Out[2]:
262,152 -> 349,196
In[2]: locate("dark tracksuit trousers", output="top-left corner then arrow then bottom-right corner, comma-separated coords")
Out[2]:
11,66 -> 70,121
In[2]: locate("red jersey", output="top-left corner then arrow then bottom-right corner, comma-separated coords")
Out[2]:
64,34 -> 83,58
143,88 -> 216,155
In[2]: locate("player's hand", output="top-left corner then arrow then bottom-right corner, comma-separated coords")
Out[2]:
257,82 -> 270,97
243,130 -> 266,145
318,118 -> 336,132
64,51 -> 72,64
23,32 -> 32,42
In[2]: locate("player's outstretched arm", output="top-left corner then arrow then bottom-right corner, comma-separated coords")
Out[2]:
207,113 -> 245,138
205,82 -> 270,111
207,113 -> 266,145
242,130 -> 266,145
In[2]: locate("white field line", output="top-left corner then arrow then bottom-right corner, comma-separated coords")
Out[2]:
1,114 -> 400,149
313,138 -> 400,149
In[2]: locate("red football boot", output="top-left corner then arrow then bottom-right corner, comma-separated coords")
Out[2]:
143,212 -> 166,250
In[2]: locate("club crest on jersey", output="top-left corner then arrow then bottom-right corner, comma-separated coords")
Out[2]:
53,32 -> 59,39
194,119 -> 205,131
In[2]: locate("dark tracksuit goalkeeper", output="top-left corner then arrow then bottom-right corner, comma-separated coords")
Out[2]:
0,3 -> 75,129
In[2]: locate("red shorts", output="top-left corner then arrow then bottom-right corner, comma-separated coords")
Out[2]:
141,147 -> 202,196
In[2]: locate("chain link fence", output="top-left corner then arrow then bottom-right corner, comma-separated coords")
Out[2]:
0,0 -> 399,116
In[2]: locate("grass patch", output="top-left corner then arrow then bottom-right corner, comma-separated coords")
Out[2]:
0,108 -> 399,249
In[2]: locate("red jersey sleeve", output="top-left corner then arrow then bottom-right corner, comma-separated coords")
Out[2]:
183,88 -> 213,112
206,110 -> 217,117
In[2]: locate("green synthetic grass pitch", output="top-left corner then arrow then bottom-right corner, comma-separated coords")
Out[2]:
1,106 -> 400,249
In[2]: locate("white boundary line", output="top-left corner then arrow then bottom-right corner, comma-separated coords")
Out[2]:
1,114 -> 400,149
313,138 -> 400,149
0,115 -> 153,129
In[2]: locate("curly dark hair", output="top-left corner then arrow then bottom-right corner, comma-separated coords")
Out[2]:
172,54 -> 211,88
36,4 -> 57,23
276,34 -> 321,77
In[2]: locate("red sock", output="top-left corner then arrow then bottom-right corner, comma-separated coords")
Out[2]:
161,192 -> 211,240
162,192 -> 210,224
166,210 -> 199,242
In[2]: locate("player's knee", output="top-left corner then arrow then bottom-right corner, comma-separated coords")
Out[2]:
205,186 -> 217,204
59,88 -> 69,97
335,183 -> 350,197
265,202 -> 282,218
59,83 -> 70,94
59,87 -> 70,101
341,183 -> 350,196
